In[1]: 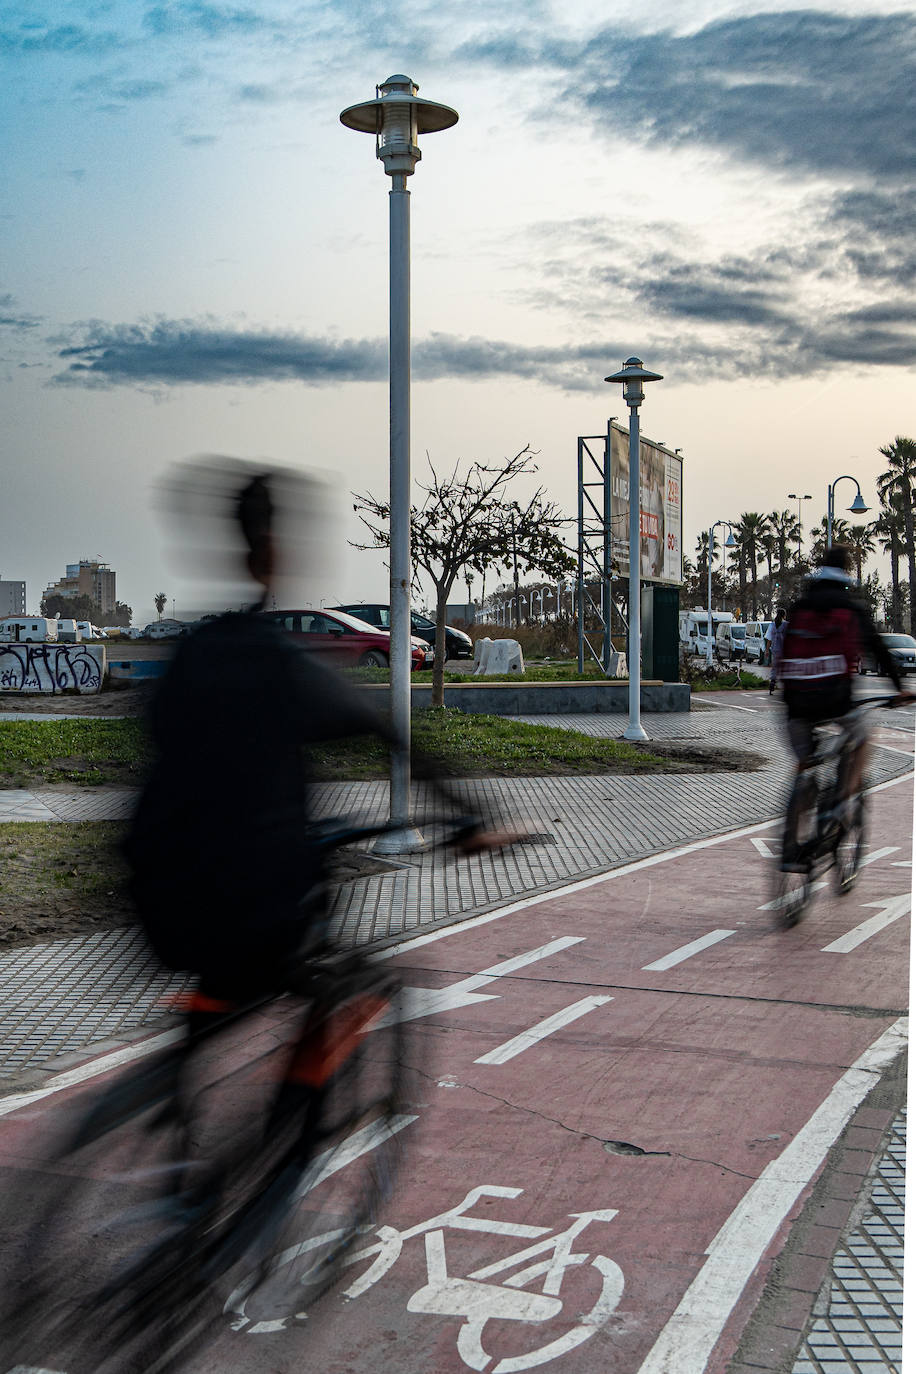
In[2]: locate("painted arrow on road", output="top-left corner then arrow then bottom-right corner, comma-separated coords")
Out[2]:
822,893 -> 911,953
373,937 -> 585,1026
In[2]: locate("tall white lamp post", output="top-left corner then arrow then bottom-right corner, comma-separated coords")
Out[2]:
787,493 -> 812,569
605,357 -> 663,741
827,475 -> 869,549
707,522 -> 737,666
341,76 -> 457,851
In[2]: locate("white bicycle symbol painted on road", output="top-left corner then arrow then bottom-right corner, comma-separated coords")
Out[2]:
228,1184 -> 624,1372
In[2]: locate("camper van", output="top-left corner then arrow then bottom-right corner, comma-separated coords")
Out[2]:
679,609 -> 734,660
0,616 -> 58,643
56,619 -> 81,643
76,622 -> 107,640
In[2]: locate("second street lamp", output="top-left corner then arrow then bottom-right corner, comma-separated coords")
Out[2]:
787,493 -> 812,569
604,357 -> 663,741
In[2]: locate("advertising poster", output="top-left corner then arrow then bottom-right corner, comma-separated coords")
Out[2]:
609,424 -> 683,585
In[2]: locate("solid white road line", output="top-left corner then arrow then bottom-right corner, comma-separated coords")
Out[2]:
0,1027 -> 183,1120
698,698 -> 758,712
642,929 -> 736,972
821,894 -> 910,954
473,995 -> 613,1065
635,1016 -> 908,1374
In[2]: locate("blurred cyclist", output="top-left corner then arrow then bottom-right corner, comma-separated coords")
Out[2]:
125,466 -> 489,1003
777,544 -> 912,864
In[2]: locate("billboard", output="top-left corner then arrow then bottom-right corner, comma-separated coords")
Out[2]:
609,424 -> 683,585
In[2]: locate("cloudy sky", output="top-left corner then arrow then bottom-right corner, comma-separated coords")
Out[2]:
2,0 -> 913,622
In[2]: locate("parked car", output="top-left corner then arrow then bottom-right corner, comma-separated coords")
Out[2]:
857,632 -> 916,676
715,622 -> 748,662
263,608 -> 431,670
332,604 -> 473,660
744,621 -> 773,663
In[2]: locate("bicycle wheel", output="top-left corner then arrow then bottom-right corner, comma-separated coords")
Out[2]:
835,794 -> 867,893
774,773 -> 817,927
221,958 -> 411,1333
0,1045 -> 212,1374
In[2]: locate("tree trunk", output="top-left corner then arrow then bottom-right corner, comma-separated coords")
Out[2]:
431,584 -> 450,708
904,499 -> 916,636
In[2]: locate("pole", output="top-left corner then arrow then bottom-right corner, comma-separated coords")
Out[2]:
602,419 -> 612,673
706,525 -> 714,668
827,484 -> 834,550
624,402 -> 647,740
387,172 -> 412,832
577,440 -> 585,673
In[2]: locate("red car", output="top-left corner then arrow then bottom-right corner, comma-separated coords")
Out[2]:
263,608 -> 431,670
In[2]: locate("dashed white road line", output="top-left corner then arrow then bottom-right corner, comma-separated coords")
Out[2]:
642,929 -> 736,972
822,894 -> 910,954
473,995 -> 613,1065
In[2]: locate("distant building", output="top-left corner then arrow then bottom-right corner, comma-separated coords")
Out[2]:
43,559 -> 117,616
0,581 -> 26,617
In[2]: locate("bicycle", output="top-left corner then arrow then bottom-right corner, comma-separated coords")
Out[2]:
0,811 -> 481,1374
771,694 -> 901,927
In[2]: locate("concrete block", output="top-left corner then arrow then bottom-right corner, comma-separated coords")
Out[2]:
0,642 -> 106,693
473,638 -> 524,676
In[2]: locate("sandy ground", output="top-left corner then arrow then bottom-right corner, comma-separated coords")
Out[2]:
0,684 -> 153,716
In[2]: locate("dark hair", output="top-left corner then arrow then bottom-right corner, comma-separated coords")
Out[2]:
774,607 -> 786,625
821,544 -> 853,573
236,474 -> 273,557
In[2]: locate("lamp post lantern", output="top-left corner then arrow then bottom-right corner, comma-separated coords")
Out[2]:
341,76 -> 457,852
706,522 -> 737,667
605,357 -> 663,741
827,475 -> 869,549
787,493 -> 812,569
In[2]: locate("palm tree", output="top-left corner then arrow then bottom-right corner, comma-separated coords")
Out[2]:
769,509 -> 801,578
154,592 -> 167,621
694,530 -> 719,588
735,512 -> 767,616
809,516 -> 851,565
872,498 -> 906,631
846,523 -> 876,584
877,436 -> 916,635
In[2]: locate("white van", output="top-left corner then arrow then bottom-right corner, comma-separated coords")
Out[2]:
715,621 -> 748,662
680,609 -> 734,659
0,616 -> 58,643
76,621 -> 106,640
744,621 -> 773,663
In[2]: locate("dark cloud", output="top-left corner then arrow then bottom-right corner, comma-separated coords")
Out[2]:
459,10 -> 916,185
49,306 -> 915,394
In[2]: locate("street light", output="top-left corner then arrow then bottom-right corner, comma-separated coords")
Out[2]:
706,522 -> 737,667
341,75 -> 458,852
787,493 -> 812,568
605,357 -> 663,741
827,475 -> 869,549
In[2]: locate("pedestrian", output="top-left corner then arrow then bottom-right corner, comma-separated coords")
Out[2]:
768,608 -> 787,694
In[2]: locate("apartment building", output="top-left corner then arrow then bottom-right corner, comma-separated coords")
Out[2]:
43,559 -> 117,616
0,581 -> 26,617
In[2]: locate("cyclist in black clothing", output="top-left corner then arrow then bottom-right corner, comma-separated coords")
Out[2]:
126,469 -> 487,999
777,545 -> 912,852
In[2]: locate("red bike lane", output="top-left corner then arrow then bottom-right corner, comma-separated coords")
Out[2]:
0,773 -> 911,1374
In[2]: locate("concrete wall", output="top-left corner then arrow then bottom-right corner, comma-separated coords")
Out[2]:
0,643 -> 106,693
362,680 -> 690,714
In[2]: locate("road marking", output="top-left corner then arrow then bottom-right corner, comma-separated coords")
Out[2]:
873,740 -> 916,758
296,1113 -> 418,1198
0,1027 -> 183,1120
642,930 -> 736,972
758,880 -> 829,911
473,995 -> 613,1065
636,1017 -> 908,1374
699,698 -> 758,712
750,838 -> 779,858
375,937 -> 585,1026
856,846 -> 900,868
822,894 -> 910,954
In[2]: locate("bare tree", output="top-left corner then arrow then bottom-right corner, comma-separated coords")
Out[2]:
353,446 -> 574,706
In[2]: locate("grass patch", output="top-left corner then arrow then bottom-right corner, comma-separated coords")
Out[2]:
688,671 -> 764,692
311,709 -> 673,779
344,660 -> 613,685
0,821 -> 132,949
0,719 -> 151,787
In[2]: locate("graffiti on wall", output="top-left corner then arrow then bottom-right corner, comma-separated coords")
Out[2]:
0,644 -> 104,694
